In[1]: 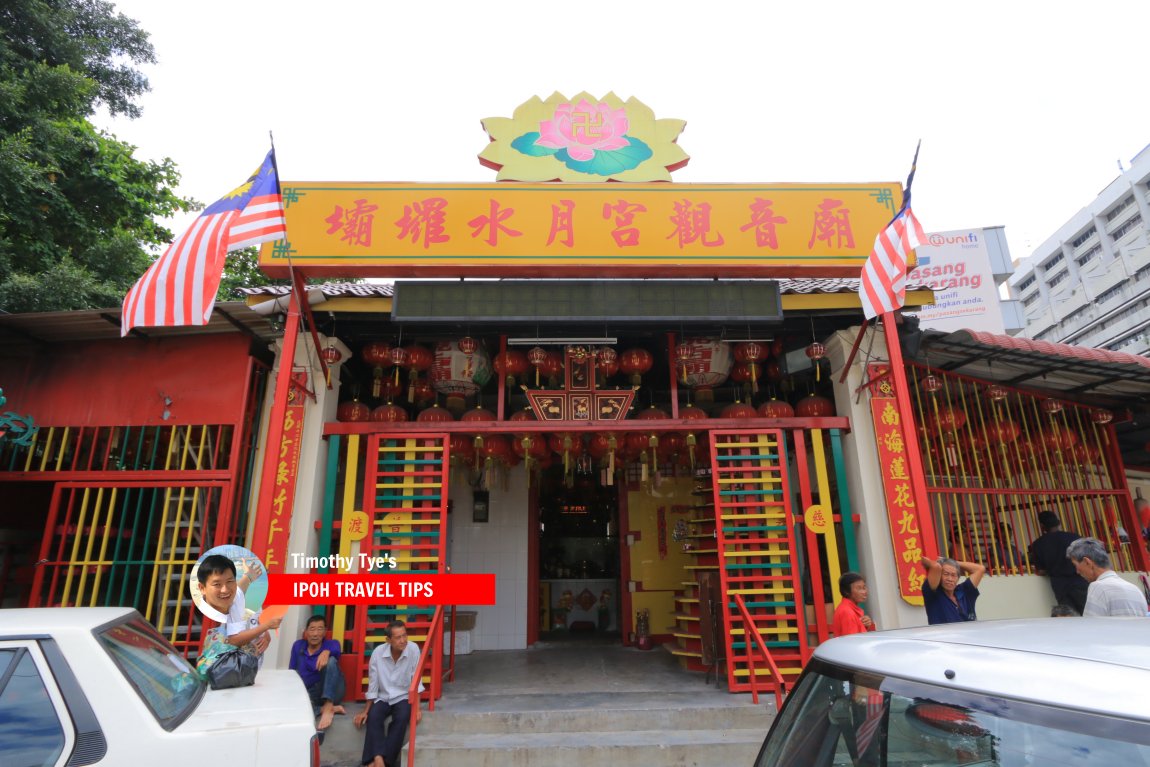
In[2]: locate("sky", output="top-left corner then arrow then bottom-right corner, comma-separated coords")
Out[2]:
95,0 -> 1150,265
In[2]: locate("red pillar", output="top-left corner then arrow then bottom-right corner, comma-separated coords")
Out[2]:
250,284 -> 302,572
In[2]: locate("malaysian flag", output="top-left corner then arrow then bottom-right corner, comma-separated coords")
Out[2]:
859,143 -> 927,320
121,149 -> 287,335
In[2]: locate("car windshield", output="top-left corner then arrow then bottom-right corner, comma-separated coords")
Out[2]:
755,659 -> 1150,767
96,616 -> 204,730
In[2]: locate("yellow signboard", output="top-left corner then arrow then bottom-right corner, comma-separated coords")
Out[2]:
260,182 -> 901,278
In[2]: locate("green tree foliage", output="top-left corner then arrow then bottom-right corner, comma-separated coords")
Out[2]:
216,247 -> 291,301
0,0 -> 194,313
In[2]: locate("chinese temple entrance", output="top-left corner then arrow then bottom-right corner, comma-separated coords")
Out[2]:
537,465 -> 621,640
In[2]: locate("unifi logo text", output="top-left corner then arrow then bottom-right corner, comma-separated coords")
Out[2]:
927,232 -> 979,247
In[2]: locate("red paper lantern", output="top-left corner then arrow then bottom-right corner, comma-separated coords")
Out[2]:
657,431 -> 685,459
321,344 -> 342,364
720,401 -> 758,419
361,341 -> 392,367
411,378 -> 435,404
527,346 -> 548,367
549,432 -> 585,457
389,346 -> 409,368
513,433 -> 549,459
921,374 -> 943,393
483,434 -> 512,462
729,361 -> 758,383
1043,425 -> 1078,451
416,404 -> 454,422
619,348 -> 653,385
541,352 -> 564,381
1041,399 -> 1064,415
734,342 -> 764,363
986,384 -> 1010,402
509,407 -> 535,422
795,394 -> 835,417
624,432 -> 649,455
926,404 -> 967,432
337,399 -> 371,422
458,336 -> 478,355
763,359 -> 782,382
461,406 -> 496,422
758,398 -> 795,418
636,406 -> 669,421
1091,409 -> 1113,425
805,342 -> 827,381
987,419 -> 1021,444
680,404 -> 709,420
404,345 -> 434,372
494,350 -> 529,386
596,347 -> 620,380
449,434 -> 476,463
370,402 -> 408,422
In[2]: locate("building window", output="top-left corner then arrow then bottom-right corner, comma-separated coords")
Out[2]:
1111,214 -> 1143,241
1105,195 -> 1135,222
1062,305 -> 1089,325
1042,252 -> 1064,270
1022,294 -> 1040,307
1017,276 -> 1036,292
1071,228 -> 1097,248
1096,283 -> 1124,304
1047,270 -> 1069,288
1075,244 -> 1102,267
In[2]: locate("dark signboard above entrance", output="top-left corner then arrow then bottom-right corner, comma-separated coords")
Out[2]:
390,281 -> 782,324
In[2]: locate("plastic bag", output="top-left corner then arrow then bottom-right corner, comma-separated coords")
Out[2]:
206,649 -> 259,690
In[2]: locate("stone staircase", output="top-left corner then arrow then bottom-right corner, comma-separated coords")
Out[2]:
320,690 -> 771,766
317,641 -> 775,767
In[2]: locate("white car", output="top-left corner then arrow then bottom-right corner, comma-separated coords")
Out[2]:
754,617 -> 1150,766
0,607 -> 319,767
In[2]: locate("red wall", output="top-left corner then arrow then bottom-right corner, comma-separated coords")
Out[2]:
3,334 -> 253,427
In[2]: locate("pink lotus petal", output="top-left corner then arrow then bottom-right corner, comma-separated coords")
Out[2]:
598,136 -> 630,151
536,119 -> 565,148
567,146 -> 596,161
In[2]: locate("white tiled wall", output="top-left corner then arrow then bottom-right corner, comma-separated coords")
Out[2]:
447,469 -> 528,650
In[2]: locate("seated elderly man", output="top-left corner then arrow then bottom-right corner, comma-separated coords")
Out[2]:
1066,537 -> 1148,617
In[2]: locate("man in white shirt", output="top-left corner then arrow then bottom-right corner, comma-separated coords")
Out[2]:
354,620 -> 424,767
1066,537 -> 1148,617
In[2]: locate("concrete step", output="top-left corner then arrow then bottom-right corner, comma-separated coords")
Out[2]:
418,691 -> 770,735
411,727 -> 763,767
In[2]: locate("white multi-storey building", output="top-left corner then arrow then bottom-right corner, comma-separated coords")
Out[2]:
1008,144 -> 1150,357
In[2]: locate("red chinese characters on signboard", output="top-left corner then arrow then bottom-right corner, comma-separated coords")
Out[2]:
808,198 -> 854,250
740,198 -> 788,249
667,200 -> 724,248
869,369 -> 925,605
325,199 -> 379,247
468,199 -> 523,246
263,372 -> 307,571
318,195 -> 869,253
603,199 -> 646,247
395,197 -> 450,248
547,199 -> 576,247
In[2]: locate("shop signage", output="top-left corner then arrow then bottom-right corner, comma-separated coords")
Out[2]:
260,181 -> 901,278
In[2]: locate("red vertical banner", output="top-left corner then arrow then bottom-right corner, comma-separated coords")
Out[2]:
262,371 -> 307,570
868,365 -> 925,605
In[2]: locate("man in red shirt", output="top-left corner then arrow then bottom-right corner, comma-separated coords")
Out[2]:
832,572 -> 875,636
